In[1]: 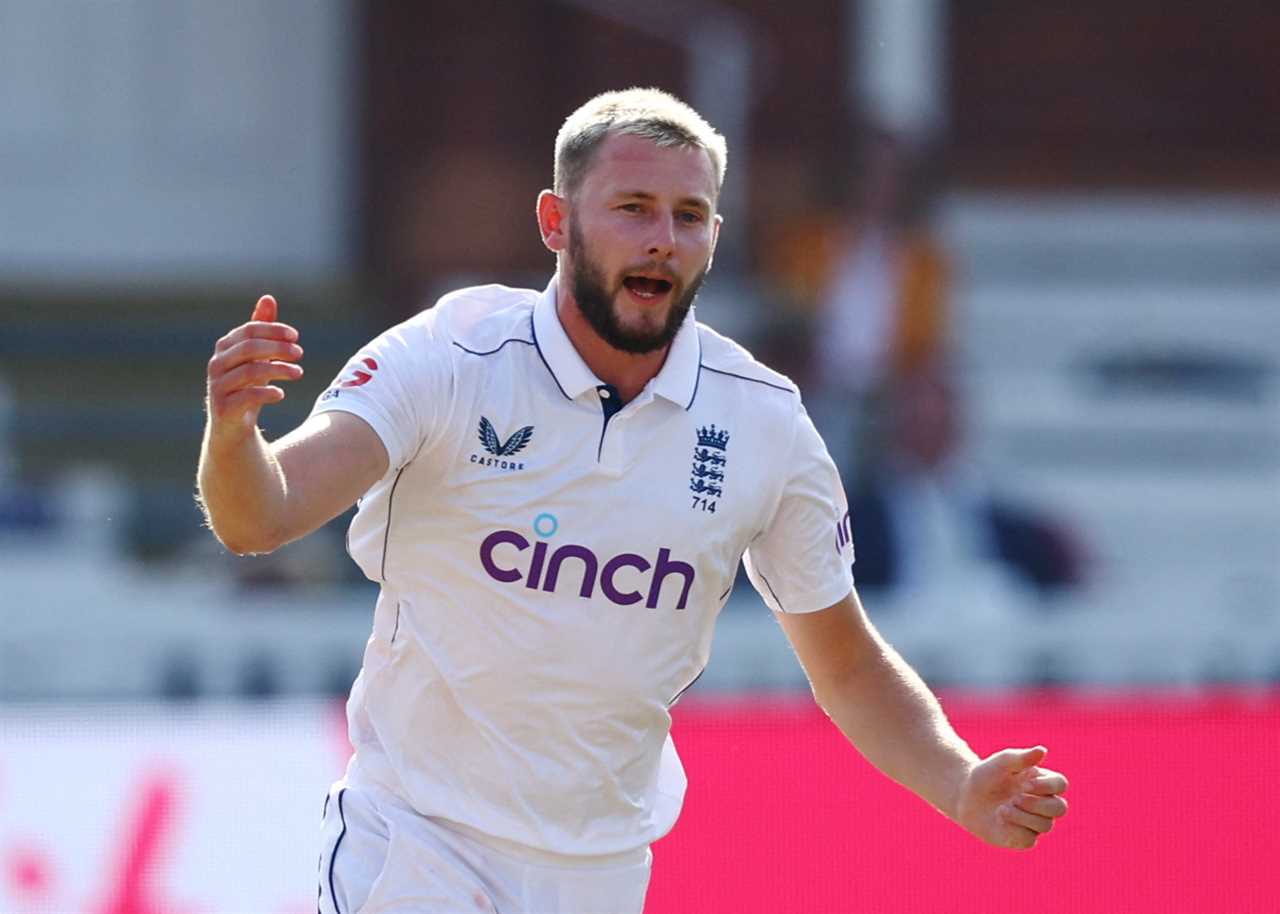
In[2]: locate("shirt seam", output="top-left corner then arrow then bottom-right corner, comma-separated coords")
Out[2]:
451,337 -> 534,357
697,363 -> 796,395
529,309 -> 573,401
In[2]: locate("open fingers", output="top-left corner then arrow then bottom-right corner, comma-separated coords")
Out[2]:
1025,768 -> 1069,796
214,321 -> 299,353
1001,803 -> 1054,836
1015,793 -> 1068,819
999,820 -> 1040,851
220,385 -> 287,414
212,360 -> 304,396
210,338 -> 304,377
205,297 -> 302,434
207,360 -> 298,427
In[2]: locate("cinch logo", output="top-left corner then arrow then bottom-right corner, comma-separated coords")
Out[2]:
479,513 -> 695,610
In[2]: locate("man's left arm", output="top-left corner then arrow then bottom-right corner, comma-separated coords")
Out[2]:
775,589 -> 1069,850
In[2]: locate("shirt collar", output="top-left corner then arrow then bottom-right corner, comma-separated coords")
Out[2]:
532,275 -> 702,409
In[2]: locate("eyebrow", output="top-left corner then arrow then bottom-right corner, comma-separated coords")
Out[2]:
615,190 -> 712,213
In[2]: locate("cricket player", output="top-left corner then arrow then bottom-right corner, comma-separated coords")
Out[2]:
197,88 -> 1068,913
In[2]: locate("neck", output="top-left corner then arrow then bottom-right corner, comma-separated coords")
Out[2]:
555,275 -> 671,403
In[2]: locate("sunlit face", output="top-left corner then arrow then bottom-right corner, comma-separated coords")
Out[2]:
563,133 -> 720,354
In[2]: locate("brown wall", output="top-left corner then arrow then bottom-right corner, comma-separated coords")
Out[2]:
949,2 -> 1280,188
360,2 -> 1280,312
360,0 -> 847,313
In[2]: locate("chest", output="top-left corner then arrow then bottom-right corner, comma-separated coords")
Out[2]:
389,372 -> 772,605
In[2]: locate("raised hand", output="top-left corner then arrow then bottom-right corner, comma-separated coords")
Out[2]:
954,746 -> 1069,850
205,295 -> 304,442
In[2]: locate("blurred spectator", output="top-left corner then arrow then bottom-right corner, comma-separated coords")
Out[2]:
764,122 -> 951,476
757,122 -> 952,389
811,126 -> 950,398
850,362 -> 1083,601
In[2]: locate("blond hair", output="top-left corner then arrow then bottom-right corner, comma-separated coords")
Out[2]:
553,87 -> 727,199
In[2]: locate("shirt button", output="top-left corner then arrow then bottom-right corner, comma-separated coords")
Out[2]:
599,388 -> 611,399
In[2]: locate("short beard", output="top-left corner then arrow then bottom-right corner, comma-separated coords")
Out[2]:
568,222 -> 707,355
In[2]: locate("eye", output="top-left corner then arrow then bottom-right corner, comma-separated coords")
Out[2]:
618,203 -> 643,213
678,211 -> 704,225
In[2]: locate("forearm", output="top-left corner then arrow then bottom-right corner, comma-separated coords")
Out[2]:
812,634 -> 978,821
196,421 -> 289,555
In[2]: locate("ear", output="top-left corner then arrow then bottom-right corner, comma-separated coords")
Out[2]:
537,189 -> 568,254
706,213 -> 724,271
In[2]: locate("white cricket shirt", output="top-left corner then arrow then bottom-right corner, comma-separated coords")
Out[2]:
311,278 -> 855,856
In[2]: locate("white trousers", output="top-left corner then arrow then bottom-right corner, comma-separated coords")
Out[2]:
317,781 -> 653,914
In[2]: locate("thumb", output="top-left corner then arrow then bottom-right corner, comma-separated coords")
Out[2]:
998,745 -> 1047,773
251,294 -> 277,323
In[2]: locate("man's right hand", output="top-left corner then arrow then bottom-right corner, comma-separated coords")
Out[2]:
198,294 -> 388,554
205,294 -> 305,443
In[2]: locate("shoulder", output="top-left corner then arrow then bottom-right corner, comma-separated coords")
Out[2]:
398,283 -> 538,355
694,321 -> 800,403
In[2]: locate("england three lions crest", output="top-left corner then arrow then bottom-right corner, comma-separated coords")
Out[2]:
690,424 -> 729,513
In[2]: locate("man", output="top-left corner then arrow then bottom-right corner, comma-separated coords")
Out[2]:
198,89 -> 1067,913
849,361 -> 1083,598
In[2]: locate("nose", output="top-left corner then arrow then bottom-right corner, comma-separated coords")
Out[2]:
646,215 -> 676,260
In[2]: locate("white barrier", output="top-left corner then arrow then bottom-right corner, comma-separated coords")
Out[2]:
0,701 -> 350,914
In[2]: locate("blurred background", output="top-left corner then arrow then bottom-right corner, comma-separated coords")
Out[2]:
1,1 -> 1278,912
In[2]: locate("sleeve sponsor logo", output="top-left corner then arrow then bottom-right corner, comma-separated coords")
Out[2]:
339,356 -> 379,388
322,356 -> 379,400
835,509 -> 854,554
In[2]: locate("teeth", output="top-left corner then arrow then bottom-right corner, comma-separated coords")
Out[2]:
623,275 -> 669,299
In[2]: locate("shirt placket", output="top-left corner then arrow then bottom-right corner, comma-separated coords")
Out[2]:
594,383 -> 628,474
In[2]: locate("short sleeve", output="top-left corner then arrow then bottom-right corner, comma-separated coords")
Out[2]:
744,403 -> 855,614
309,314 -> 453,470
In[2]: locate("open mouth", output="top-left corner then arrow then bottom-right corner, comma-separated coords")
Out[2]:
622,275 -> 673,300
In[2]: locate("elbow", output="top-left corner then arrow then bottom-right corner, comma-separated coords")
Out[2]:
217,535 -> 278,557
210,522 -> 285,557
195,491 -> 285,556
222,538 -> 279,558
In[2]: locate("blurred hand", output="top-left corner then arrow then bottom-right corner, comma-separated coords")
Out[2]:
205,295 -> 304,443
954,746 -> 1069,850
